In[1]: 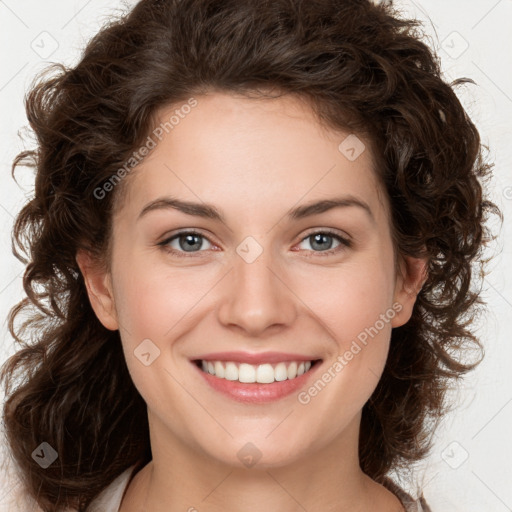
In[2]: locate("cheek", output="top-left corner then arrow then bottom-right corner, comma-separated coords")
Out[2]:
111,254 -> 214,343
295,255 -> 396,344
291,254 -> 397,408
110,259 -> 205,416
109,252 -> 228,406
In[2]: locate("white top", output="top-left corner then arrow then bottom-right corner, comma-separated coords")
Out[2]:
0,449 -> 135,512
86,466 -> 135,511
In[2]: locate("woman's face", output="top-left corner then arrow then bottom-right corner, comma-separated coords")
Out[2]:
80,91 -> 423,469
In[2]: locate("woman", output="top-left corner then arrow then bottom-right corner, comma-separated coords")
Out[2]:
0,0 -> 498,510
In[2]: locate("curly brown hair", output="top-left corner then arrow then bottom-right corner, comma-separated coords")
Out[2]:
1,0 -> 499,510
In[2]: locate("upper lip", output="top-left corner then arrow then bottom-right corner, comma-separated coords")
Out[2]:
193,351 -> 321,365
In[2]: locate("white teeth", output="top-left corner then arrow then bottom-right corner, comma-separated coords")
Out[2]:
287,362 -> 297,379
199,359 -> 315,383
214,361 -> 225,378
239,363 -> 256,383
256,364 -> 274,384
274,362 -> 288,382
225,362 -> 238,381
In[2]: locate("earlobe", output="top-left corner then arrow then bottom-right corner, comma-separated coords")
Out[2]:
391,254 -> 428,328
76,249 -> 119,331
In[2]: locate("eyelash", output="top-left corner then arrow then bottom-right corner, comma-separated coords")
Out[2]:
157,229 -> 352,258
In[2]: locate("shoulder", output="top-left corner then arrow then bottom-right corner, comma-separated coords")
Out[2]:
86,466 -> 137,512
381,476 -> 433,512
0,439 -> 135,512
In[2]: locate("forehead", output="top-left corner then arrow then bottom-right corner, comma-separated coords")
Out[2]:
115,92 -> 389,224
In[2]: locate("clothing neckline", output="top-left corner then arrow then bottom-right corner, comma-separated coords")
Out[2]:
381,476 -> 431,512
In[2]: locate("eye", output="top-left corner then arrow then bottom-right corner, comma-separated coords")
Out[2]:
159,230 -> 214,256
296,230 -> 351,255
158,228 -> 351,258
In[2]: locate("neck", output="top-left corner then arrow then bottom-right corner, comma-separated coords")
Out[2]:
120,413 -> 404,512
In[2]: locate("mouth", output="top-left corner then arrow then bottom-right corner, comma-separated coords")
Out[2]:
194,359 -> 320,384
191,354 -> 323,403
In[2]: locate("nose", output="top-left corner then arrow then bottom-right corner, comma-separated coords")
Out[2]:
217,244 -> 298,338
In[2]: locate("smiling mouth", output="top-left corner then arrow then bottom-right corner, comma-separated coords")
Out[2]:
194,359 -> 321,384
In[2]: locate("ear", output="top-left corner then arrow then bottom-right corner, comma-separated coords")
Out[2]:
76,249 -> 119,331
391,254 -> 428,328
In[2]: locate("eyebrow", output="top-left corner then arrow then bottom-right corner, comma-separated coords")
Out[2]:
137,195 -> 374,223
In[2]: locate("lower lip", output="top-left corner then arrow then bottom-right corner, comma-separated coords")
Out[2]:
193,362 -> 321,403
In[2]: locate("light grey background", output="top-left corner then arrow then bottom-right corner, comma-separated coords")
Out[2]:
0,1 -> 511,510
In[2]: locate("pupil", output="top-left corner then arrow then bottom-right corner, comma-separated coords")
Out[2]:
180,234 -> 202,251
312,233 -> 332,251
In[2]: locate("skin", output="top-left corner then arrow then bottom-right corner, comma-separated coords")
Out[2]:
77,91 -> 426,511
